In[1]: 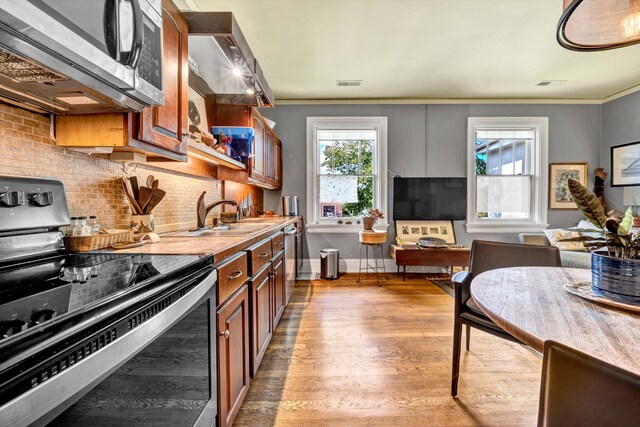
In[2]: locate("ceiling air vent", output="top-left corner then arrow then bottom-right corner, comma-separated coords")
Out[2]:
537,80 -> 567,86
336,80 -> 363,87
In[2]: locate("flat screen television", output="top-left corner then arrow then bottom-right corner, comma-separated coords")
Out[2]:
393,177 -> 467,220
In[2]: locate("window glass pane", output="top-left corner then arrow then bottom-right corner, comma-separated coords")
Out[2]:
501,141 -> 513,174
341,176 -> 374,217
360,141 -> 374,174
319,175 -> 359,204
319,140 -> 333,174
514,141 -> 526,175
487,143 -> 500,175
319,175 -> 373,218
318,129 -> 377,140
476,175 -> 531,219
320,140 -> 359,175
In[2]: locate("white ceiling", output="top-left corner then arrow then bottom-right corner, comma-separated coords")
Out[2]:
184,0 -> 640,103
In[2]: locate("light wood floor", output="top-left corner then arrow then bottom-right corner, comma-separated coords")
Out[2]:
234,273 -> 542,427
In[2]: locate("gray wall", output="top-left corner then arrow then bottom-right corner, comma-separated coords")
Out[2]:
601,91 -> 640,212
261,103 -> 602,260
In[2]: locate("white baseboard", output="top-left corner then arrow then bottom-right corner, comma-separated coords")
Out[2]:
298,258 -> 447,279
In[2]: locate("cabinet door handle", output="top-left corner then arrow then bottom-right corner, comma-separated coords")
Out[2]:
258,252 -> 269,258
274,241 -> 283,246
228,270 -> 243,280
219,329 -> 230,339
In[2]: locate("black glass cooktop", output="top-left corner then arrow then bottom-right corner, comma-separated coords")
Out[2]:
0,252 -> 207,345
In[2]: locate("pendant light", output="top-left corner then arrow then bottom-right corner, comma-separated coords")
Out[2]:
557,0 -> 640,51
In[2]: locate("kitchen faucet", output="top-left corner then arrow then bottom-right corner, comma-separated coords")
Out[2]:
196,192 -> 239,229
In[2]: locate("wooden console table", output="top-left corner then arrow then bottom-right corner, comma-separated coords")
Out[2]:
390,244 -> 471,281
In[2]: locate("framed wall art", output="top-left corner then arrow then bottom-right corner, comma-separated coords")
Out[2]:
188,86 -> 209,137
395,220 -> 456,244
611,141 -> 640,187
549,163 -> 588,209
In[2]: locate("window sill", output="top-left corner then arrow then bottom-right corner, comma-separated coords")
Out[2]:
306,223 -> 389,234
465,222 -> 549,234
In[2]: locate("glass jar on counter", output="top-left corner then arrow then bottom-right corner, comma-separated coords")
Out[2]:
65,217 -> 78,237
75,216 -> 92,236
88,216 -> 101,235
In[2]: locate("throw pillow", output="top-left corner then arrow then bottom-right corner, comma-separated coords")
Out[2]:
576,219 -> 604,240
543,229 -> 586,251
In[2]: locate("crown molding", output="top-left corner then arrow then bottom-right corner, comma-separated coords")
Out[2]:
273,97 -> 604,105
601,83 -> 640,103
272,85 -> 640,106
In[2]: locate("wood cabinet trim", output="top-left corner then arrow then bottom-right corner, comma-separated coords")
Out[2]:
137,0 -> 189,156
271,251 -> 285,328
249,264 -> 272,376
246,238 -> 273,277
216,283 -> 250,427
215,252 -> 249,305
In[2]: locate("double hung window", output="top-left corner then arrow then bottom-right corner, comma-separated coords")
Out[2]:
466,117 -> 548,233
306,117 -> 388,232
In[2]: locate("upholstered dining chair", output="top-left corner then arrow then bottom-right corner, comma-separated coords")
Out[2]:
538,340 -> 640,426
451,240 -> 561,397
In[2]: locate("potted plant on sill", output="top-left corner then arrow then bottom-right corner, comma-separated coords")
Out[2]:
567,178 -> 640,303
362,209 -> 384,231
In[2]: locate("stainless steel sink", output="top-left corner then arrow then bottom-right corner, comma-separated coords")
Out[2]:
162,223 -> 270,237
220,223 -> 268,230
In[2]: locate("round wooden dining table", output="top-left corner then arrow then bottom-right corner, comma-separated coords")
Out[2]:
470,266 -> 640,375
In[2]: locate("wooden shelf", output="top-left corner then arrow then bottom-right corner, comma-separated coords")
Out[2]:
188,140 -> 246,170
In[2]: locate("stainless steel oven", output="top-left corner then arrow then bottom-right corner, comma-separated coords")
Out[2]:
0,176 -> 217,427
0,0 -> 164,113
0,261 -> 218,427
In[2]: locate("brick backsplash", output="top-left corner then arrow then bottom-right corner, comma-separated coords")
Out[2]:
0,103 -> 221,230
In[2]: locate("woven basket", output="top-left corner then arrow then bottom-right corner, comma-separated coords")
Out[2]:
64,230 -> 133,252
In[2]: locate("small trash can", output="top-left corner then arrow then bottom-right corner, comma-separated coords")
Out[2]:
320,248 -> 340,280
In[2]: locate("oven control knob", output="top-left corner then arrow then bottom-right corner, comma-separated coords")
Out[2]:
0,319 -> 27,338
0,191 -> 25,208
31,309 -> 57,325
29,191 -> 54,207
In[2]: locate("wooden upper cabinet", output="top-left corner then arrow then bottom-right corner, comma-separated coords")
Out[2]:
55,0 -> 189,162
275,138 -> 282,188
265,132 -> 281,187
251,113 -> 266,182
212,105 -> 282,189
137,0 -> 188,155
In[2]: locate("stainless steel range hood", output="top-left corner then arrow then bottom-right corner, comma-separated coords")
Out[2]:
184,12 -> 273,107
0,49 -> 137,115
0,1 -> 163,115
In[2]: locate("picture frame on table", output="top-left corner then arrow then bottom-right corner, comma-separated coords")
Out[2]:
549,162 -> 588,209
611,141 -> 640,187
394,220 -> 456,244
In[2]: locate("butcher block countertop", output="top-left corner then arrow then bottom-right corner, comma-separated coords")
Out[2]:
109,216 -> 301,263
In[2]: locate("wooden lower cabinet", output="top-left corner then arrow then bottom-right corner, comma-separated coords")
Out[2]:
272,251 -> 286,328
216,242 -> 290,425
217,284 -> 250,427
249,264 -> 272,377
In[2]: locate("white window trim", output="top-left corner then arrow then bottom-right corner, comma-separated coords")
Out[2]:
306,116 -> 388,234
465,117 -> 549,234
